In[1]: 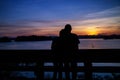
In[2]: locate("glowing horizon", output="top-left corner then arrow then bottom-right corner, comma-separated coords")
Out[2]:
0,0 -> 120,37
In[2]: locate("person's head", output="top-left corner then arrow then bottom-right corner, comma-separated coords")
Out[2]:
64,24 -> 72,33
59,29 -> 65,37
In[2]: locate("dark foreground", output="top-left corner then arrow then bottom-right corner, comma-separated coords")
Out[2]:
0,49 -> 120,80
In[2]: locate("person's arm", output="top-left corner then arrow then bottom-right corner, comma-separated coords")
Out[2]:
51,39 -> 56,50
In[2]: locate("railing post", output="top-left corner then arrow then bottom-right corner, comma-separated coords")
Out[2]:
35,60 -> 44,80
84,59 -> 92,80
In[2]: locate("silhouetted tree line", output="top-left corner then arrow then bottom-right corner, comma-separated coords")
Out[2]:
0,37 -> 11,42
78,34 -> 120,39
15,35 -> 53,41
0,34 -> 120,42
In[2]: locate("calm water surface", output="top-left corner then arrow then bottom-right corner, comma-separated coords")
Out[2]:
0,39 -> 120,49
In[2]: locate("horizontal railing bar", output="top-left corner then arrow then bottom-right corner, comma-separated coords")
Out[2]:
0,49 -> 120,62
1,66 -> 120,72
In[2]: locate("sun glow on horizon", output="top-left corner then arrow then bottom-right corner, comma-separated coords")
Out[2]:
86,27 -> 98,35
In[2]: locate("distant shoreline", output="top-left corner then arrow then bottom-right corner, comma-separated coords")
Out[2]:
0,35 -> 120,42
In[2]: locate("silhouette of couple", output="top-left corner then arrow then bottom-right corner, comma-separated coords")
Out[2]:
51,24 -> 80,80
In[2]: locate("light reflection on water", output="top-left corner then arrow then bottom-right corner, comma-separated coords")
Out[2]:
79,39 -> 120,49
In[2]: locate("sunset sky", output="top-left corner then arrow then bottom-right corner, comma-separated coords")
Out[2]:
0,0 -> 120,37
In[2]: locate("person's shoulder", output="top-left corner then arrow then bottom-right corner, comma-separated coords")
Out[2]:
71,33 -> 78,37
71,33 -> 80,43
52,37 -> 59,41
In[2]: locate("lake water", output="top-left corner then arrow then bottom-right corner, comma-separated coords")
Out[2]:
0,39 -> 120,79
0,39 -> 120,49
